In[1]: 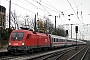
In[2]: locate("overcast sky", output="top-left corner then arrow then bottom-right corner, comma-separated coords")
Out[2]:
0,0 -> 90,40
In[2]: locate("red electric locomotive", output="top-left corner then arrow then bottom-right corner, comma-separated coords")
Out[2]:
7,28 -> 50,54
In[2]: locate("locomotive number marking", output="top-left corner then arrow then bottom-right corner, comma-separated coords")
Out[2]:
13,43 -> 18,45
45,39 -> 47,42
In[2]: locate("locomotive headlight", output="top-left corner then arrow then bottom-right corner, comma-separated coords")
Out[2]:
9,42 -> 11,45
22,42 -> 25,45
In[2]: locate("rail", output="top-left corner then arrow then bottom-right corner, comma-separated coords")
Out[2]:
67,46 -> 89,60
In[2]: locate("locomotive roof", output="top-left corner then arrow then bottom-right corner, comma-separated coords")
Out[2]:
36,32 -> 48,36
12,29 -> 48,36
12,29 -> 33,33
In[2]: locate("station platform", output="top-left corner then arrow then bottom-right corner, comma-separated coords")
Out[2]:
0,48 -> 7,52
0,45 -> 8,52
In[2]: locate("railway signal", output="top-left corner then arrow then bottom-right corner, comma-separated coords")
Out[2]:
75,26 -> 79,50
66,30 -> 68,36
75,26 -> 78,33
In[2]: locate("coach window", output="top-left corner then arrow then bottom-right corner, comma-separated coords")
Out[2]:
56,38 -> 57,42
26,34 -> 30,39
60,39 -> 62,42
54,38 -> 55,42
56,38 -> 58,42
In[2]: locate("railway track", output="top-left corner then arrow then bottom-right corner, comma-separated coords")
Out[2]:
27,45 -> 87,60
0,45 -> 88,60
42,48 -> 72,60
27,47 -> 74,60
67,46 -> 89,60
0,52 -> 10,57
0,47 -> 73,60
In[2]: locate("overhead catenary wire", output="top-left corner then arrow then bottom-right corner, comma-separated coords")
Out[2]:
23,0 -> 47,13
32,0 -> 51,15
32,0 -> 52,15
67,0 -> 82,24
32,0 -> 59,14
5,0 -> 35,14
45,0 -> 79,24
73,0 -> 84,24
73,0 -> 77,8
72,0 -> 87,31
63,0 -> 86,12
28,0 -> 57,16
32,0 -> 66,17
39,3 -> 51,14
46,0 -> 62,14
37,0 -> 60,14
80,3 -> 84,23
65,0 -> 88,35
5,0 -> 45,19
17,0 -> 79,23
6,0 -> 83,25
18,0 -> 53,17
4,0 -> 89,34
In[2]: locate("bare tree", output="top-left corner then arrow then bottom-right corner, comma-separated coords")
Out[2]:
11,11 -> 19,29
22,15 -> 35,30
43,16 -> 54,34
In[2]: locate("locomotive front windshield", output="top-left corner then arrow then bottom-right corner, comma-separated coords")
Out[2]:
11,32 -> 24,40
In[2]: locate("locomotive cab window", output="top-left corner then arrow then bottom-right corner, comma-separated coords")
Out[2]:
11,32 -> 24,40
26,34 -> 30,39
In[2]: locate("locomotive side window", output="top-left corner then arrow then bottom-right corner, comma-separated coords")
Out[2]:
51,38 -> 53,42
11,32 -> 23,40
26,34 -> 30,39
